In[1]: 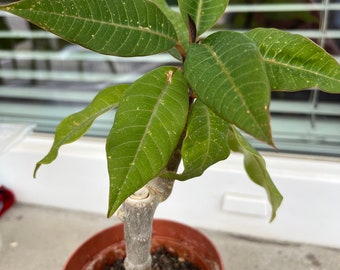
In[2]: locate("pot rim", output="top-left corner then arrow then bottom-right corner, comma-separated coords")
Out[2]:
64,218 -> 225,270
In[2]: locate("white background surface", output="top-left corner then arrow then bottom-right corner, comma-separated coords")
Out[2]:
1,133 -> 340,248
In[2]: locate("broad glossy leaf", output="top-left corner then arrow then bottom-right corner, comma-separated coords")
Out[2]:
1,0 -> 178,56
34,84 -> 128,177
228,125 -> 283,221
247,28 -> 340,93
163,100 -> 230,180
106,67 -> 188,216
184,31 -> 273,145
178,0 -> 229,36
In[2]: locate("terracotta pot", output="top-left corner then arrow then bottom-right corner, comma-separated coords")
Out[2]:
64,219 -> 224,270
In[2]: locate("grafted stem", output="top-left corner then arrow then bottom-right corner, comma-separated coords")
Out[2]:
118,177 -> 174,270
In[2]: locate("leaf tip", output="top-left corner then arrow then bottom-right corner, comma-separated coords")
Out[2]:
267,135 -> 277,150
269,193 -> 283,222
33,163 -> 41,178
107,208 -> 115,218
258,121 -> 276,149
107,201 -> 121,218
269,212 -> 276,223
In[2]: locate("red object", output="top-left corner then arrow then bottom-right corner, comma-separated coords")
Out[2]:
0,185 -> 15,217
64,219 -> 224,270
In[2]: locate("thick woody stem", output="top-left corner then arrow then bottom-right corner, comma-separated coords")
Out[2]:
118,177 -> 174,270
118,187 -> 156,270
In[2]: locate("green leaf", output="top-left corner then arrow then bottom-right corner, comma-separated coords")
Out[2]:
1,0 -> 178,57
106,66 -> 188,217
247,28 -> 340,93
228,125 -> 283,221
150,0 -> 189,50
184,30 -> 273,145
163,100 -> 230,180
34,84 -> 128,177
178,0 -> 229,36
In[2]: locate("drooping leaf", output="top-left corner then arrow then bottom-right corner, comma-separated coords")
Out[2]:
0,0 -> 178,57
106,66 -> 188,217
247,28 -> 340,93
184,30 -> 273,145
178,0 -> 229,37
228,125 -> 283,221
34,84 -> 128,177
163,100 -> 230,180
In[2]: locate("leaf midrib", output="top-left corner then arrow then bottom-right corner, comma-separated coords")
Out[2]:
115,78 -> 174,201
55,100 -> 115,148
9,8 -> 177,42
185,114 -> 212,170
199,105 -> 213,167
203,43 -> 266,137
195,0 -> 203,32
265,57 -> 340,86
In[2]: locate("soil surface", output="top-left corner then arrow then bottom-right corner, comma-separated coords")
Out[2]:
103,247 -> 201,270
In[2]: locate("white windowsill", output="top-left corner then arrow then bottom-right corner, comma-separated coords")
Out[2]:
0,133 -> 339,248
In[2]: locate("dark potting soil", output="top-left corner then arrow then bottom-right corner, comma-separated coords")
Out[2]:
103,247 -> 201,270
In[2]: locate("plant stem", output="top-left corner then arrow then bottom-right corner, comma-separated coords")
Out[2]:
118,177 -> 174,270
118,187 -> 156,270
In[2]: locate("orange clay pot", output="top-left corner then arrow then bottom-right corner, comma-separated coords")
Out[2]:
64,219 -> 224,270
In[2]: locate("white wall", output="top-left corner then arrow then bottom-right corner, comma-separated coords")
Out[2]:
1,133 -> 340,248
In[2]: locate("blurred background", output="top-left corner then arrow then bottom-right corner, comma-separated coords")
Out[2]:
0,0 -> 340,156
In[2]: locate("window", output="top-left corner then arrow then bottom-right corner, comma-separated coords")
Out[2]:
0,0 -> 339,156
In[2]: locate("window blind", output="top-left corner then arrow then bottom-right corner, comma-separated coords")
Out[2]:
0,0 -> 340,156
